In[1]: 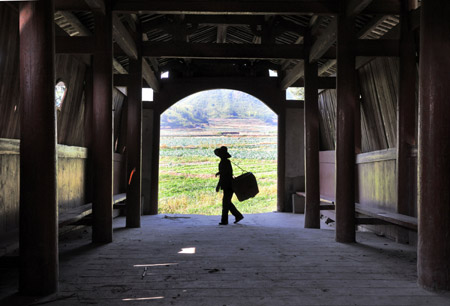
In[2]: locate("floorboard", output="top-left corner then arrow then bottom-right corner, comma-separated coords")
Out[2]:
1,212 -> 449,305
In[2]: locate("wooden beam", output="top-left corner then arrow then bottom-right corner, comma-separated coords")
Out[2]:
335,0 -> 357,243
318,14 -> 393,76
85,0 -> 105,14
19,0 -> 58,295
55,0 -> 105,12
354,39 -> 399,56
417,0 -> 450,291
280,61 -> 304,90
304,33 -> 320,228
410,6 -> 420,31
309,17 -> 337,63
318,59 -> 336,76
356,15 -> 390,38
216,25 -> 227,43
396,0 -> 417,228
113,58 -> 127,74
347,0 -> 373,16
142,42 -> 305,60
318,76 -> 336,89
362,0 -> 401,14
126,55 -> 143,228
310,0 -> 375,63
112,14 -> 137,59
113,74 -> 129,86
185,15 -> 264,26
142,59 -> 160,92
56,36 -> 95,54
56,11 -> 92,36
114,0 -> 338,14
92,6 -> 113,243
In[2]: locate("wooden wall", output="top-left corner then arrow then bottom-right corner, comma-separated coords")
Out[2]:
0,4 -> 128,149
359,57 -> 399,152
356,149 -> 397,211
0,4 -> 129,236
0,4 -> 20,140
0,139 -> 89,235
318,57 -> 405,153
318,149 -> 417,241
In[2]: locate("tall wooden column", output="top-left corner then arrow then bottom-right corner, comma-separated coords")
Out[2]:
19,0 -> 58,295
92,5 -> 113,243
126,49 -> 143,228
304,55 -> 320,228
149,111 -> 161,215
396,0 -> 417,218
335,4 -> 357,243
417,0 -> 450,291
277,107 -> 287,212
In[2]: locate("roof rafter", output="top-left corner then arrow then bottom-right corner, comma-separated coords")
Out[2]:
113,0 -> 339,15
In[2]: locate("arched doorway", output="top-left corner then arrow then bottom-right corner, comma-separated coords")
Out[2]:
141,76 -> 303,215
158,89 -> 278,215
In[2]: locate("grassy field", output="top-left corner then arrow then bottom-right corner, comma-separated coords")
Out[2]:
159,118 -> 277,215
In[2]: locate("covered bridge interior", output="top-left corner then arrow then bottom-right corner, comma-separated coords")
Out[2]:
1,0 -> 450,304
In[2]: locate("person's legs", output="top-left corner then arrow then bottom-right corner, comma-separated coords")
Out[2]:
226,190 -> 243,223
229,202 -> 243,221
220,189 -> 233,224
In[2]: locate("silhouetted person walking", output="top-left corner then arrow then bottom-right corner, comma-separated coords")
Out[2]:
214,146 -> 244,225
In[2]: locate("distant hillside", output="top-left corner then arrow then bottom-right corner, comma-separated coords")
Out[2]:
161,89 -> 277,128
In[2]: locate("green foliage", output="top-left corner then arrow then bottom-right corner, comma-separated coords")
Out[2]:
161,89 -> 277,128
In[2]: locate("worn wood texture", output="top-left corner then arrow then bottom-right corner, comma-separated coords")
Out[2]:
55,55 -> 88,146
417,0 -> 450,291
356,149 -> 397,212
4,214 -> 447,306
318,57 -> 403,154
358,57 -> 399,152
19,0 -> 58,295
319,151 -> 335,201
0,4 -> 20,140
317,90 -> 337,151
0,143 -> 20,236
0,139 -> 90,236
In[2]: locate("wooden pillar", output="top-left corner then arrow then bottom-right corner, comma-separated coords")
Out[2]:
417,0 -> 450,291
84,67 -> 94,205
126,49 -> 143,228
19,0 -> 58,295
335,3 -> 357,243
396,0 -> 417,218
92,5 -> 113,243
304,53 -> 320,228
149,111 -> 160,215
277,107 -> 286,212
142,108 -> 154,215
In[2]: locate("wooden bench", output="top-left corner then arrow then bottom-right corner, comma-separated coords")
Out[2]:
295,192 -> 417,231
295,192 -> 335,210
355,202 -> 417,231
0,193 -> 127,256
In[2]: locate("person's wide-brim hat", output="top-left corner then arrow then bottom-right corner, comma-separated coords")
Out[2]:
214,146 -> 231,158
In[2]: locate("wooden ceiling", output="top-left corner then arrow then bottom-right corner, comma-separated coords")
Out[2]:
49,0 -> 406,92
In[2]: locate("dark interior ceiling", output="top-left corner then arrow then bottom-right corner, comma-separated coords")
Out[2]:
49,1 -> 404,92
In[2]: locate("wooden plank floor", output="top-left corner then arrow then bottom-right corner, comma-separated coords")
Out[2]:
2,213 -> 450,305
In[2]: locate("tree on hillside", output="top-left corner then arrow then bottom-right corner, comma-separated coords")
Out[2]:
161,89 -> 277,128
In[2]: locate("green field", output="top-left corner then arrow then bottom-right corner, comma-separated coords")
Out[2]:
158,118 -> 277,215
